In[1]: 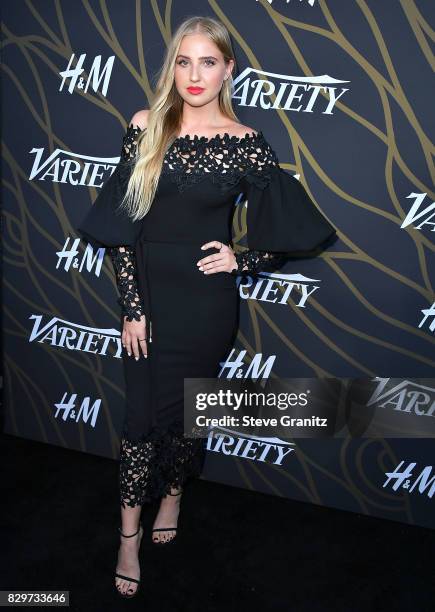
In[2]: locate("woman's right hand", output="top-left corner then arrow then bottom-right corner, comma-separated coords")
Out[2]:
122,314 -> 148,359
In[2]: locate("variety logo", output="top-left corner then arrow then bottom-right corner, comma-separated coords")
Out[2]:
401,193 -> 435,233
206,426 -> 296,465
383,460 -> 435,499
419,302 -> 435,334
56,238 -> 105,277
54,392 -> 101,428
238,271 -> 322,306
367,378 -> 435,418
59,53 -> 115,96
233,67 -> 349,114
28,315 -> 122,357
218,349 -> 276,379
28,146 -> 118,186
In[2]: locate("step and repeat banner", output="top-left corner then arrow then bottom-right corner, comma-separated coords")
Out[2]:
1,1 -> 434,529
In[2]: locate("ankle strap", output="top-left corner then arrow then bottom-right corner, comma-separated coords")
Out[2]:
118,525 -> 141,538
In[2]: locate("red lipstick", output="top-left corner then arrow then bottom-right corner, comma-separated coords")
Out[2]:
187,87 -> 204,95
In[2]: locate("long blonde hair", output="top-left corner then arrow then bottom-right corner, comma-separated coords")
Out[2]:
118,16 -> 240,222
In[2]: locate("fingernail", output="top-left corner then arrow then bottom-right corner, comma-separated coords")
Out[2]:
135,357 -> 139,361
127,352 -> 131,356
199,266 -> 203,271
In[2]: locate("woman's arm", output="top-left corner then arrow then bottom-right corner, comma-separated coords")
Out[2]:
230,249 -> 287,277
231,126 -> 287,277
109,111 -> 149,321
109,245 -> 145,322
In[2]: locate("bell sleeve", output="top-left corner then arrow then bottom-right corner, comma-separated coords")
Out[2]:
230,132 -> 337,276
76,125 -> 143,249
76,123 -> 146,321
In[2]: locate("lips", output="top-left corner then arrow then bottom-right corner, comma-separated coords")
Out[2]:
187,87 -> 204,94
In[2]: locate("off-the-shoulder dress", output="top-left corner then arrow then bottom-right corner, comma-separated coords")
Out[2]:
77,123 -> 336,507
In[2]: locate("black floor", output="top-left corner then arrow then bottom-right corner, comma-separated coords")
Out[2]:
1,431 -> 434,612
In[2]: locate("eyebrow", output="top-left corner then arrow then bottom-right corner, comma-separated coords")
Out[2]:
176,54 -> 218,60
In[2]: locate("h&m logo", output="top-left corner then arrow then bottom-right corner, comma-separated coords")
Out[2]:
59,53 -> 115,97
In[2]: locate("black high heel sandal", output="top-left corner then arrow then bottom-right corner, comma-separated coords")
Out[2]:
151,489 -> 183,546
115,524 -> 143,598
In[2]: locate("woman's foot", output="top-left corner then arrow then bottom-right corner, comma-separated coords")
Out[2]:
115,524 -> 143,596
152,487 -> 182,544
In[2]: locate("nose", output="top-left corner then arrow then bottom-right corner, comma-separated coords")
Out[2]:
189,63 -> 200,82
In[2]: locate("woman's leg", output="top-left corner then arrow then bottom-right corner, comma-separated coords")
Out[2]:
115,504 -> 143,595
115,435 -> 152,595
152,485 -> 183,543
150,431 -> 204,543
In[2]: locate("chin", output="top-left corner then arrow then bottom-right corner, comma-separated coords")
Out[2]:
184,95 -> 212,106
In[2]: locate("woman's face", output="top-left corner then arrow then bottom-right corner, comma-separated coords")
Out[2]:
174,33 -> 234,107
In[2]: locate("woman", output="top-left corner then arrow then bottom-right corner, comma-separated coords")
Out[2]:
77,15 -> 337,598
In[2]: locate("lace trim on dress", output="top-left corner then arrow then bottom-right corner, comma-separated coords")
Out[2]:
121,125 -> 280,192
231,250 -> 287,278
121,124 -> 142,162
108,246 -> 145,322
119,419 -> 206,507
162,130 -> 280,194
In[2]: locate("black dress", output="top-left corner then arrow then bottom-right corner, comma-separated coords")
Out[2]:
77,124 -> 337,508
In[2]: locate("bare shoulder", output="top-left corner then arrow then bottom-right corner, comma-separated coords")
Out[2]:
129,109 -> 149,130
230,122 -> 258,138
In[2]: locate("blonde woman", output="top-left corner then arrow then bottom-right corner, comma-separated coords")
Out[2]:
78,15 -> 336,598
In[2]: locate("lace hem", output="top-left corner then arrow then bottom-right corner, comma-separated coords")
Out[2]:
119,419 -> 206,507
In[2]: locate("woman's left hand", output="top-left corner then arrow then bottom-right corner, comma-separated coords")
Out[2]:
197,241 -> 237,274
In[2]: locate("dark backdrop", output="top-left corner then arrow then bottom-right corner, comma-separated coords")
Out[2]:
1,0 -> 434,529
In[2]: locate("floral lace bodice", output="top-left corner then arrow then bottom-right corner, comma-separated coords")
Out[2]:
109,124 -> 287,321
